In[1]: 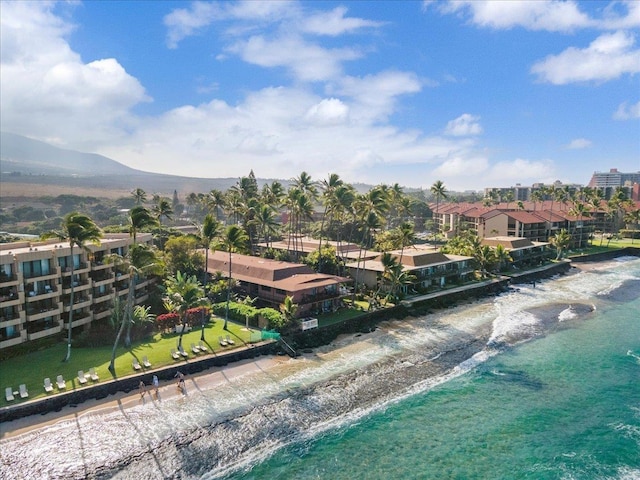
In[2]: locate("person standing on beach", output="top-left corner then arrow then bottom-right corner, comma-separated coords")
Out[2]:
139,380 -> 146,398
152,375 -> 159,396
175,371 -> 185,393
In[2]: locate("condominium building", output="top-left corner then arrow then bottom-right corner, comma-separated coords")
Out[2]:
588,168 -> 640,189
0,234 -> 154,350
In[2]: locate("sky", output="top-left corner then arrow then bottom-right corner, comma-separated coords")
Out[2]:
1,0 -> 639,191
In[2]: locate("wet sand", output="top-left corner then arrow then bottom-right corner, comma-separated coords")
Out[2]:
0,355 -> 289,440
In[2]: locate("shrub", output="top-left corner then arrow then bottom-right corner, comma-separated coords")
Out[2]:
156,312 -> 180,332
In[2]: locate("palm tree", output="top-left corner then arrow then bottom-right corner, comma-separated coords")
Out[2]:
217,225 -> 249,330
493,244 -> 512,272
128,206 -> 158,243
531,189 -> 544,212
430,180 -> 447,234
279,295 -> 299,329
551,229 -> 572,259
253,204 -> 279,248
318,173 -> 343,256
624,209 -> 640,244
153,198 -> 174,225
164,271 -> 209,349
395,221 -> 415,265
206,189 -> 226,221
384,264 -> 417,303
369,252 -> 398,309
200,214 -> 221,340
43,212 -> 101,362
106,243 -> 163,369
131,188 -> 147,206
569,202 -> 590,249
504,190 -> 515,210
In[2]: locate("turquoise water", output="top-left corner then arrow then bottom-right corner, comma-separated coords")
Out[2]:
2,258 -> 639,480
229,263 -> 640,480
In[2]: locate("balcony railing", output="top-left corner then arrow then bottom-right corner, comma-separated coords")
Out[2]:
0,273 -> 18,285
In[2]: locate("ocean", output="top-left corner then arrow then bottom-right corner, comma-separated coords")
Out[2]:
1,257 -> 639,480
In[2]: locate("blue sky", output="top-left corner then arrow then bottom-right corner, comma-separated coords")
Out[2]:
1,1 -> 638,191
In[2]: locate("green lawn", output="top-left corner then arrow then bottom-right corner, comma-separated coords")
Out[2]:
1,318 -> 255,407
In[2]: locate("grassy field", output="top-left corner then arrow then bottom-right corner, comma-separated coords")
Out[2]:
1,319 -> 256,407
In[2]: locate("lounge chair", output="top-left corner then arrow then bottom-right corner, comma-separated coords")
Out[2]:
198,341 -> 208,352
5,387 -> 15,402
56,375 -> 66,390
178,345 -> 189,358
142,356 -> 152,368
226,334 -> 236,346
77,370 -> 88,385
170,348 -> 180,360
132,358 -> 142,370
218,336 -> 228,347
191,342 -> 201,354
19,384 -> 29,399
89,368 -> 99,382
44,378 -> 54,393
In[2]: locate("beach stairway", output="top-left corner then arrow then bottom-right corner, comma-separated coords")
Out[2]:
278,338 -> 298,358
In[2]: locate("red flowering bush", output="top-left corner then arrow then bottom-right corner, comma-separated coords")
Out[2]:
156,312 -> 180,332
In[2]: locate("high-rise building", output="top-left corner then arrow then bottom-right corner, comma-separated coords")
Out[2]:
588,168 -> 640,188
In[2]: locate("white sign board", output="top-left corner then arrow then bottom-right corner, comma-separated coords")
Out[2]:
301,317 -> 318,331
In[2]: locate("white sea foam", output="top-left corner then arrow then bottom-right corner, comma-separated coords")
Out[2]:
558,306 -> 578,322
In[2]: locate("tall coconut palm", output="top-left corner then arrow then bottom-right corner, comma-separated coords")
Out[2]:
430,180 -> 447,234
493,244 -> 512,272
131,188 -> 147,206
395,221 -> 415,266
569,202 -> 590,248
217,225 -> 249,330
551,229 -> 572,260
200,214 -> 221,340
253,204 -> 279,248
206,189 -> 226,221
128,206 -> 158,243
106,243 -> 163,371
279,295 -> 299,329
164,271 -> 209,349
153,198 -> 174,225
318,173 -> 344,255
43,212 -> 102,362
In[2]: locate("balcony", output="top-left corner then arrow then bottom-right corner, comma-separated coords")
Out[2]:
61,262 -> 90,275
91,260 -> 112,271
93,290 -> 114,303
25,287 -> 59,302
0,331 -> 26,349
26,304 -> 62,322
93,272 -> 115,287
64,312 -> 93,328
0,272 -> 18,287
22,267 -> 60,281
27,324 -> 62,341
61,279 -> 91,294
62,295 -> 92,312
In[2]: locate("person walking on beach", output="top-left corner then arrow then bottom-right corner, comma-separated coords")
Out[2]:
139,380 -> 146,398
175,371 -> 185,393
152,375 -> 159,396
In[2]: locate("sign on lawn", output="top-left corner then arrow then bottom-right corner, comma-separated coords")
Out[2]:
301,317 -> 318,331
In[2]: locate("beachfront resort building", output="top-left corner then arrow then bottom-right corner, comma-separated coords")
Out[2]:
345,245 -> 474,293
480,237 -> 552,268
0,234 -> 155,350
205,251 -> 351,318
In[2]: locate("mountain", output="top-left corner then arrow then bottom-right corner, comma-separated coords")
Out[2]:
0,131 -> 138,176
0,132 -> 250,194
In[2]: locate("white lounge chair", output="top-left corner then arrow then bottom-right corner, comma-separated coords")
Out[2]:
142,356 -> 152,368
226,334 -> 235,346
170,348 -> 180,360
5,387 -> 15,402
19,384 -> 28,399
198,341 -> 208,352
191,342 -> 201,354
178,345 -> 189,358
77,371 -> 88,385
56,375 -> 66,390
89,368 -> 99,382
218,336 -> 228,347
44,378 -> 54,393
132,358 -> 142,370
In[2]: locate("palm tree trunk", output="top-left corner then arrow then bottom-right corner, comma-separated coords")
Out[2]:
64,245 -> 75,362
224,250 -> 231,330
124,273 -> 136,347
201,246 -> 209,341
108,301 -> 128,374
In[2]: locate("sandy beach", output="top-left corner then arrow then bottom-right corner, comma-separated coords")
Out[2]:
0,355 -> 289,440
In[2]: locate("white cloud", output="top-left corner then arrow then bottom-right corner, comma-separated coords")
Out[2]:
435,0 -> 593,32
613,100 -> 640,120
565,138 -> 592,149
531,31 -> 640,84
304,98 -> 350,126
486,158 -> 555,183
227,35 -> 361,82
433,156 -> 489,177
301,6 -> 384,36
335,71 -> 423,123
445,114 -> 483,136
0,2 -> 149,149
164,2 -> 221,49
600,0 -> 640,29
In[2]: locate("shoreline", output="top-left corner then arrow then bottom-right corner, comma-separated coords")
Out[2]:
2,251 -> 637,441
